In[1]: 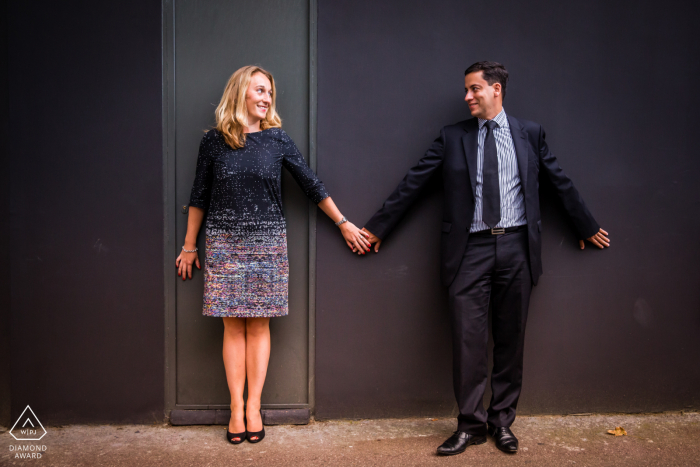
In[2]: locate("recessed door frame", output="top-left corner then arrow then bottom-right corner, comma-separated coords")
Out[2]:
161,0 -> 318,420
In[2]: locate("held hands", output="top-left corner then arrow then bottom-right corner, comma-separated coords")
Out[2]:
579,228 -> 610,249
361,228 -> 382,252
176,247 -> 201,280
340,222 -> 372,255
316,198 -> 371,255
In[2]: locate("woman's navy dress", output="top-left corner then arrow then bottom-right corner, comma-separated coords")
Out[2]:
188,128 -> 328,317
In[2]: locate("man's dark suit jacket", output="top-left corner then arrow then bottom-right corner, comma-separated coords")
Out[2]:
365,115 -> 600,287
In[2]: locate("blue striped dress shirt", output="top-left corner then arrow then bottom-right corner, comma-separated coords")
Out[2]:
469,108 -> 527,232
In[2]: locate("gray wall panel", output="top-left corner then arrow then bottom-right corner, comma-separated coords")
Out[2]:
7,0 -> 163,424
315,0 -> 700,418
170,0 -> 312,408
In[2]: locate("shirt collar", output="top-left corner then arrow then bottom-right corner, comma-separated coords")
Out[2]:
478,108 -> 508,130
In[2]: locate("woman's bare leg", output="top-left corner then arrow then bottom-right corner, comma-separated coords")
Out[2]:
222,317 -> 247,436
245,317 -> 271,437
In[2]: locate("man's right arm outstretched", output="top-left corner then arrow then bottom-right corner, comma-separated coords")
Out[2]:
363,128 -> 446,252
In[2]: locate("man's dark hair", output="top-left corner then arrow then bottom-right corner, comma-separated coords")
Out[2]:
465,61 -> 508,100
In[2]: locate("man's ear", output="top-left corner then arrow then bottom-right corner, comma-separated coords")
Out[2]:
493,82 -> 502,97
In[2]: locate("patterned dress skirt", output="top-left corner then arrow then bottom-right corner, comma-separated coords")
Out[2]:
202,227 -> 289,318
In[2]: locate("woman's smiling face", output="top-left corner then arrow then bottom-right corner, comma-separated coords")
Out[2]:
245,72 -> 272,128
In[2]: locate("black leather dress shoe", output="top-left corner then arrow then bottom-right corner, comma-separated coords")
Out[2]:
488,425 -> 518,453
436,431 -> 487,456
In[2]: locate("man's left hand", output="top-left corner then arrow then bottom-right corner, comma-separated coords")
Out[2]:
579,228 -> 610,249
361,228 -> 382,252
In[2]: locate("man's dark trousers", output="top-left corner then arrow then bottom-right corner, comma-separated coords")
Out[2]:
449,228 -> 532,435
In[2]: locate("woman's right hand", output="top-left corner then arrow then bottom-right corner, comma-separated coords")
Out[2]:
340,222 -> 371,255
176,249 -> 201,280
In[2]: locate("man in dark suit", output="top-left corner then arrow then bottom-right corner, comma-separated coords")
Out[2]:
362,61 -> 610,456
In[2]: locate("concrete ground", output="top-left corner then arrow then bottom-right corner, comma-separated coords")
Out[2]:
1,412 -> 698,466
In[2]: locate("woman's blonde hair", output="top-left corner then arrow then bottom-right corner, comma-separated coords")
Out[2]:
214,65 -> 282,149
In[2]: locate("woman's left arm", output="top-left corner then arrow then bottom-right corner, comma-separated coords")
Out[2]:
280,130 -> 370,255
318,197 -> 371,255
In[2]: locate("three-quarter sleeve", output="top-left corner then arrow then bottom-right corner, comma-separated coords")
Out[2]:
188,130 -> 217,210
280,131 -> 330,204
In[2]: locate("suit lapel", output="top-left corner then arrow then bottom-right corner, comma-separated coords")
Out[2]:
461,119 -> 479,197
507,115 -> 528,189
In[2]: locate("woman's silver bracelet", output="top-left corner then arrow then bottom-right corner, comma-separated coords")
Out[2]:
182,246 -> 198,253
335,216 -> 348,227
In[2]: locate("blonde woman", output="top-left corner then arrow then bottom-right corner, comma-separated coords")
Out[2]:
176,66 -> 369,444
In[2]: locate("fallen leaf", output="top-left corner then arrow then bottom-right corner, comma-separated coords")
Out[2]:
606,426 -> 627,436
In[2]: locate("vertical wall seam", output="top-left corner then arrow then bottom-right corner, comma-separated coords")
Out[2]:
307,0 -> 318,417
162,0 -> 177,422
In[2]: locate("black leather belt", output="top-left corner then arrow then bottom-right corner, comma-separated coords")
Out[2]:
470,225 -> 526,236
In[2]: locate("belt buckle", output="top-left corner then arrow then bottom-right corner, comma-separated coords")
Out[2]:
491,227 -> 505,235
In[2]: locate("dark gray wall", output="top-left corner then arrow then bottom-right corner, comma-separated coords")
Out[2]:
315,0 -> 700,419
7,0 -> 163,424
1,0 -> 11,428
4,0 -> 700,426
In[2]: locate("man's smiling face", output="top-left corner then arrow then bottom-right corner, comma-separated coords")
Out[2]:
464,71 -> 502,120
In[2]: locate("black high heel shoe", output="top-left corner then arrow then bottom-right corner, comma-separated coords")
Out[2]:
227,429 -> 246,444
226,411 -> 246,445
246,410 -> 265,443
